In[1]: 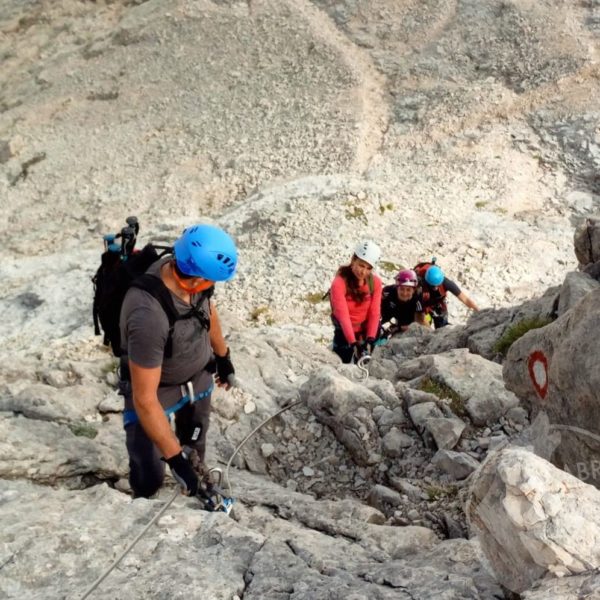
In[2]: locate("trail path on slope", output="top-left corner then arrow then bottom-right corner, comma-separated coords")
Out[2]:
282,0 -> 391,174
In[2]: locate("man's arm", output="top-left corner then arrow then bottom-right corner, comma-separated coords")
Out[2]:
129,360 -> 181,459
457,291 -> 479,311
209,300 -> 228,357
209,300 -> 234,389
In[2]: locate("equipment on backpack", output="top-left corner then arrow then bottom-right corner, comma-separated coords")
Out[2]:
92,218 -> 213,358
353,239 -> 381,267
395,269 -> 418,287
173,224 -> 238,281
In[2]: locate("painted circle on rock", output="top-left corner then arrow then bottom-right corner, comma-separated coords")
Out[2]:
527,351 -> 549,399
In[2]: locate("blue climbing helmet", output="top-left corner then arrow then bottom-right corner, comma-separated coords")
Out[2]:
173,224 -> 238,281
424,265 -> 444,286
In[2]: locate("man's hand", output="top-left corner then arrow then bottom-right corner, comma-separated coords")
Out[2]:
165,452 -> 199,496
215,348 -> 235,389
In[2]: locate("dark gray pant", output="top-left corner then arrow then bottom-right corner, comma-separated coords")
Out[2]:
125,396 -> 211,498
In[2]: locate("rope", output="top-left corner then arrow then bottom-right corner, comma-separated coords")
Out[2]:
355,355 -> 371,381
80,488 -> 180,600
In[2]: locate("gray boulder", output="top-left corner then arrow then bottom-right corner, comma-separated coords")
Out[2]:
400,349 -> 520,425
503,288 -> 600,487
425,417 -> 466,450
522,570 -> 600,599
464,286 -> 559,361
574,215 -> 600,267
300,367 -> 382,466
467,447 -> 600,594
0,413 -> 127,485
432,450 -> 479,480
1,383 -> 105,423
556,271 -> 600,316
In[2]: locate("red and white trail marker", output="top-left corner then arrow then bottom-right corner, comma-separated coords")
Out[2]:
527,351 -> 549,399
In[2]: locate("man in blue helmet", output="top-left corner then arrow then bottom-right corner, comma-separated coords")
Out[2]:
415,262 -> 479,329
119,224 -> 238,499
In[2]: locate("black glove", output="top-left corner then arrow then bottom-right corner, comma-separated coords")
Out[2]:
365,337 -> 376,354
215,348 -> 235,387
165,452 -> 198,496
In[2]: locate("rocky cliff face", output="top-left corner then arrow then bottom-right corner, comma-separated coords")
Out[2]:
2,1 -> 600,599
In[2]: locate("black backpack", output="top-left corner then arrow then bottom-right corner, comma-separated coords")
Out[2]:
92,222 -> 212,358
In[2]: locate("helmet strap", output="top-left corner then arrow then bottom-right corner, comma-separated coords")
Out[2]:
170,262 -> 214,294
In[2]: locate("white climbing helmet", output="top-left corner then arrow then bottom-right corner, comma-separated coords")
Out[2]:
353,240 -> 381,267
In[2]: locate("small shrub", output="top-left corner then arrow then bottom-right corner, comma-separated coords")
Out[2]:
379,260 -> 403,274
100,359 -> 118,375
379,202 -> 394,215
426,484 -> 458,501
304,291 -> 326,304
69,422 -> 98,439
419,377 -> 466,417
345,205 -> 367,224
250,306 -> 269,321
475,200 -> 488,209
250,305 -> 275,325
493,317 -> 552,356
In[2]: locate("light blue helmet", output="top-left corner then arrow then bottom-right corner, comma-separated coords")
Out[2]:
173,224 -> 238,281
425,265 -> 444,286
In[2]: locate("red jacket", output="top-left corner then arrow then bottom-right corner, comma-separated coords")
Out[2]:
330,274 -> 382,344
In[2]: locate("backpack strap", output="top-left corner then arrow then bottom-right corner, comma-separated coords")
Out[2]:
130,274 -> 212,359
131,274 -> 180,358
368,273 -> 374,295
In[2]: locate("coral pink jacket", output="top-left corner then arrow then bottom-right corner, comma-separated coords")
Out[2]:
330,274 -> 382,344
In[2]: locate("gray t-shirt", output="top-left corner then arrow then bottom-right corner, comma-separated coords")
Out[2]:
120,258 -> 213,410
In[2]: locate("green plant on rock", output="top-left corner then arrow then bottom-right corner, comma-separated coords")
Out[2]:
69,422 -> 98,439
345,205 -> 367,224
419,377 -> 466,417
426,484 -> 458,501
304,291 -> 326,304
379,260 -> 403,274
493,317 -> 552,356
379,201 -> 394,215
100,359 -> 118,376
250,305 -> 275,326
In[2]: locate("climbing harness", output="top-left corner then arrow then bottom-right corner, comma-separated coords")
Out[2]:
122,384 -> 214,427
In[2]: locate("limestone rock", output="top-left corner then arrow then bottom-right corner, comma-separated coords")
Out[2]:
467,447 -> 600,594
367,484 -> 402,512
425,417 -> 466,450
522,570 -> 600,599
399,349 -> 520,425
2,383 -> 104,423
432,450 -> 479,480
574,215 -> 600,267
503,288 -> 600,487
381,427 -> 414,457
556,271 -> 600,316
300,367 -> 382,466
